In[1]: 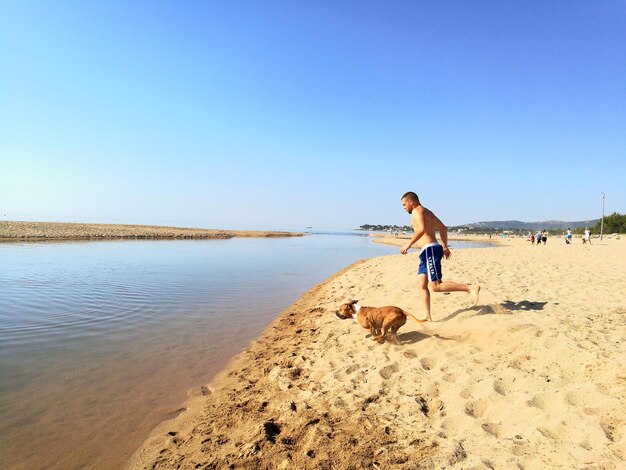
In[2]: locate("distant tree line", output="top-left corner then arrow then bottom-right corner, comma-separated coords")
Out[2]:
361,213 -> 625,235
589,212 -> 625,234
359,224 -> 412,232
563,213 -> 625,235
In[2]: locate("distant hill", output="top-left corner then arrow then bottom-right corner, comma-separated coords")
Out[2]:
449,219 -> 600,231
359,219 -> 601,233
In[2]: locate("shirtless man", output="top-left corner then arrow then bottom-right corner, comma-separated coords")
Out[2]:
400,192 -> 480,321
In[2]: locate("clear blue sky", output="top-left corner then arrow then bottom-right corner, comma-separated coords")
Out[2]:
1,1 -> 625,230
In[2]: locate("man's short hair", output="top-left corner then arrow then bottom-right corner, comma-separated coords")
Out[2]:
401,192 -> 420,203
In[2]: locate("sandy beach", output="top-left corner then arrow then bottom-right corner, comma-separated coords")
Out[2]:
0,221 -> 303,241
129,237 -> 625,469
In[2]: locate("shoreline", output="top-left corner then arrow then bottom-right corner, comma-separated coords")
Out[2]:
128,237 -> 626,468
370,232 -> 509,248
0,221 -> 304,241
126,259 -> 371,469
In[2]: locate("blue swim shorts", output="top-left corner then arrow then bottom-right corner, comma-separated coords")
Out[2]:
417,243 -> 443,281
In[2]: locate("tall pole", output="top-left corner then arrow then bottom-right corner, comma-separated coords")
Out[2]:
600,192 -> 605,241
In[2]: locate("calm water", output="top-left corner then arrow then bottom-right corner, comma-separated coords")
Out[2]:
0,234 -> 491,469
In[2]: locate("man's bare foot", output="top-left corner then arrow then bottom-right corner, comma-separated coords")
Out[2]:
472,285 -> 481,306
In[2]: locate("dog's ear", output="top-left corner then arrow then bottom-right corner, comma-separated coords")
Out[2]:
350,299 -> 359,305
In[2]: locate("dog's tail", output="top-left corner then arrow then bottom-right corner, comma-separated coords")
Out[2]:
403,310 -> 428,323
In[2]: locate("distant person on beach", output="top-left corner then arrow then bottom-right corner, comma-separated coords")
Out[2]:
399,192 -> 480,321
584,228 -> 591,244
566,228 -> 572,244
536,230 -> 542,247
542,230 -> 548,245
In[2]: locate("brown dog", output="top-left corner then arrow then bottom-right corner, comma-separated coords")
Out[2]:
335,300 -> 427,344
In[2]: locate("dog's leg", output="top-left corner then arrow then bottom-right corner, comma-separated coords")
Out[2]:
374,318 -> 399,343
372,324 -> 391,343
389,326 -> 401,345
370,324 -> 386,342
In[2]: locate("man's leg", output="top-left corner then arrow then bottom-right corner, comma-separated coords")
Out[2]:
417,274 -> 432,321
431,280 -> 480,306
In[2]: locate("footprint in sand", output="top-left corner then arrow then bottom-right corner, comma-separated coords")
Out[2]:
420,357 -> 436,370
443,373 -> 456,382
426,383 -> 440,398
465,400 -> 487,418
565,387 -> 608,408
537,426 -> 558,442
527,394 -> 547,409
379,363 -> 399,380
481,422 -> 501,437
403,350 -> 418,359
493,379 -> 511,396
579,439 -> 593,451
582,406 -> 601,416
599,420 -> 616,442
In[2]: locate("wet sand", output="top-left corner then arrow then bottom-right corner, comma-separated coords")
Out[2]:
371,232 -> 509,246
129,237 -> 626,468
0,221 -> 303,241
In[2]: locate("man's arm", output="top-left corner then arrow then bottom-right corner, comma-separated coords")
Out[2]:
433,215 -> 451,259
401,210 -> 425,254
400,231 -> 422,255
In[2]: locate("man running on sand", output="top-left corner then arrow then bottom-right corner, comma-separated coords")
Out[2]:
400,192 -> 480,321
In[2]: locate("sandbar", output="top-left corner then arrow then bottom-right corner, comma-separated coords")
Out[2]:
0,221 -> 303,241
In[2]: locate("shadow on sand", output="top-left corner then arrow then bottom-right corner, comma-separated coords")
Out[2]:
396,331 -> 431,344
395,331 -> 456,345
499,300 -> 548,311
440,300 -> 548,321
365,330 -> 441,345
